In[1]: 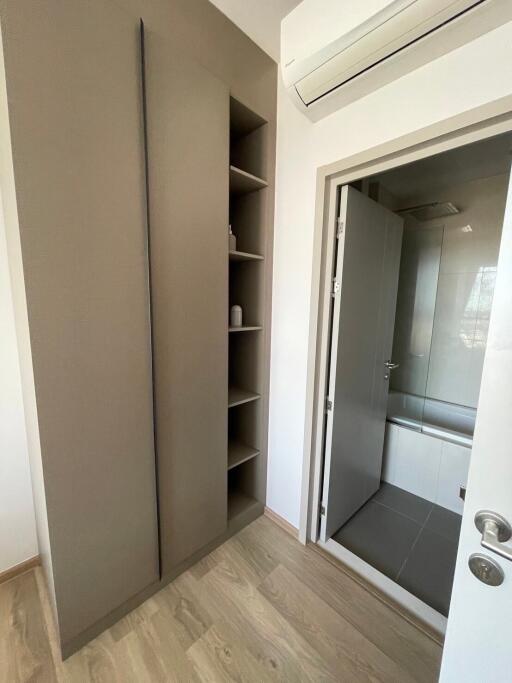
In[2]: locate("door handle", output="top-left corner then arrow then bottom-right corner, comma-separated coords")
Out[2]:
384,360 -> 400,370
475,510 -> 512,562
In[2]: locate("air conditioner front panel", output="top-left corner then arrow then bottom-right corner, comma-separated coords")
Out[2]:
295,0 -> 483,106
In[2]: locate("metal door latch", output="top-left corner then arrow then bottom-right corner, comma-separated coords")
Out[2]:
475,510 -> 512,562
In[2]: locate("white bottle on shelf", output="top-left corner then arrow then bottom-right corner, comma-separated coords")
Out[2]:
229,225 -> 237,251
230,305 -> 242,328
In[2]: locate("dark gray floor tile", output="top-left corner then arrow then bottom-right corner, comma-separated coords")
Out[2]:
426,504 -> 462,543
333,500 -> 421,581
397,527 -> 458,616
373,483 -> 433,524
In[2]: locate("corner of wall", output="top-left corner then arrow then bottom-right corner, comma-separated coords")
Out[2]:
0,17 -> 58,623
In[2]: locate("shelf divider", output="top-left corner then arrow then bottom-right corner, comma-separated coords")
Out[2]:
228,386 -> 260,408
229,325 -> 262,333
228,440 -> 260,470
229,165 -> 267,195
229,249 -> 264,262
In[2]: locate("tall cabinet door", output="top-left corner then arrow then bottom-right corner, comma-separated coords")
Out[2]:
143,31 -> 229,574
1,1 -> 159,651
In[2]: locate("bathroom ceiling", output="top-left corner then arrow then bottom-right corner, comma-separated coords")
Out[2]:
208,0 -> 301,61
376,132 -> 512,201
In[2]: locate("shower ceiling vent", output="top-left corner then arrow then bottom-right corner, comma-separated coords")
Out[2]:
397,201 -> 460,222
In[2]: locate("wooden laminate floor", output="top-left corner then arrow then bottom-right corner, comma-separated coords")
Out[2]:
0,516 -> 442,682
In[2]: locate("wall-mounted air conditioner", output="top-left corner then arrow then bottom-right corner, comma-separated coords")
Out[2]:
281,0 -> 511,121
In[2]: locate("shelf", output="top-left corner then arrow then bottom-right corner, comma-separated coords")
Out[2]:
229,250 -> 264,262
228,386 -> 260,408
228,489 -> 261,522
230,98 -> 266,140
229,326 -> 262,333
228,440 -> 260,470
230,165 -> 267,195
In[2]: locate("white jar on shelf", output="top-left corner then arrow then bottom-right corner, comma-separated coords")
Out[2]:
229,225 -> 237,251
230,305 -> 242,328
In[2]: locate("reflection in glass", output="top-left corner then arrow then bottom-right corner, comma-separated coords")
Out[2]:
389,223 -> 443,429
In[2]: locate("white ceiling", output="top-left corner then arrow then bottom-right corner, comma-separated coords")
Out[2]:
208,0 -> 301,61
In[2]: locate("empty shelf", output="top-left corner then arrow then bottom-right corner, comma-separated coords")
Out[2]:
230,98 -> 266,140
229,250 -> 264,262
228,386 -> 260,408
228,440 -> 260,470
230,165 -> 267,194
228,489 -> 260,522
229,325 -> 262,333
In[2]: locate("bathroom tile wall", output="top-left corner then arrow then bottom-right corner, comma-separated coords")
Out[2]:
382,422 -> 470,514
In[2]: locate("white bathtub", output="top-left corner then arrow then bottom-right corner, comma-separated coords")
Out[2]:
387,390 -> 475,447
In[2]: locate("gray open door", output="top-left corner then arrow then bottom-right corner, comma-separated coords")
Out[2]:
320,185 -> 403,541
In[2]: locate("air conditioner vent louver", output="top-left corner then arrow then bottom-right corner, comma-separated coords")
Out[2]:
280,0 -> 506,121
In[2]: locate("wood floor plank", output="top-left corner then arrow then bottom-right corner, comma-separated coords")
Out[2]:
109,595 -> 160,643
159,571 -> 214,650
62,634 -> 124,683
259,563 -> 417,683
149,607 -> 201,683
201,557 -> 339,682
242,518 -> 442,682
187,567 -> 310,682
0,516 -> 442,682
33,566 -> 68,683
187,623 -> 273,683
0,570 -> 57,683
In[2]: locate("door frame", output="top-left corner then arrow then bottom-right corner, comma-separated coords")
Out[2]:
299,96 -> 512,626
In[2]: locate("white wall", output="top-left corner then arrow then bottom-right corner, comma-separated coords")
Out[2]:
267,21 -> 512,528
0,195 -> 37,572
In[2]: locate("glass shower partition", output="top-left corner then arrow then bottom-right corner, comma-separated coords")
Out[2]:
388,222 -> 444,430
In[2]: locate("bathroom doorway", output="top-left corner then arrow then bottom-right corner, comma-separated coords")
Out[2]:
317,131 -> 511,626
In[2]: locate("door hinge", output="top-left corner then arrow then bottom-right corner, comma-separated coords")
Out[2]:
331,279 -> 340,297
325,397 -> 333,413
336,217 -> 344,238
320,503 -> 326,516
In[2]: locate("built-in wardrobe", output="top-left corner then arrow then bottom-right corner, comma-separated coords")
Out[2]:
0,0 -> 276,658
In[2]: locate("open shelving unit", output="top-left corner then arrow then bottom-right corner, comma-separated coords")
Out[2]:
227,97 -> 269,527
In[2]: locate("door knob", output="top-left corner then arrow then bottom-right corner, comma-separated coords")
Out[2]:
475,510 -> 512,562
384,360 -> 400,369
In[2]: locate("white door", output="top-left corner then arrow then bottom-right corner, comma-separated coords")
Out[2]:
320,185 -> 403,541
440,169 -> 512,682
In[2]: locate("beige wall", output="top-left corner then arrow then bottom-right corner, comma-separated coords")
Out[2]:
114,0 -> 276,122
